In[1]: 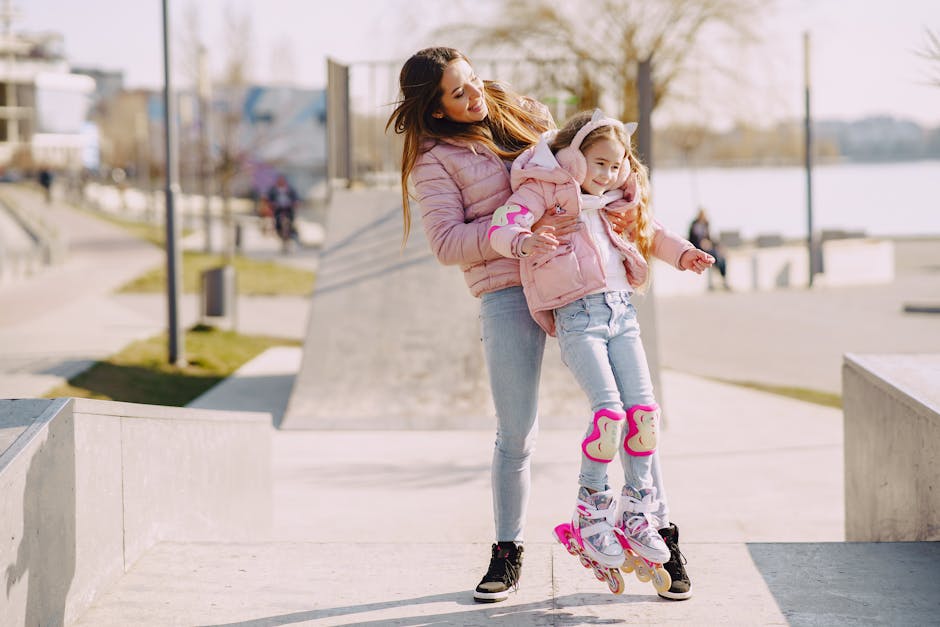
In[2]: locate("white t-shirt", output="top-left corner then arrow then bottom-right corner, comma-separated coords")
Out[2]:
580,192 -> 631,294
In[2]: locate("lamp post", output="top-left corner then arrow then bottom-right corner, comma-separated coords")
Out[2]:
636,55 -> 666,420
804,31 -> 815,287
162,0 -> 184,365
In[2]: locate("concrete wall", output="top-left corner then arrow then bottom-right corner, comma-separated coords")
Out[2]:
0,398 -> 271,627
843,353 -> 940,541
654,239 -> 894,296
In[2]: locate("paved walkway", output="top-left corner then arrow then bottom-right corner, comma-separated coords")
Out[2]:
656,250 -> 940,394
3,184 -> 939,625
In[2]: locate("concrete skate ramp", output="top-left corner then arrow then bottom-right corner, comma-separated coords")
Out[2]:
280,189 -> 586,430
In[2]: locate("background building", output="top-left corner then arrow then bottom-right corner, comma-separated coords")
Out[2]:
0,21 -> 94,171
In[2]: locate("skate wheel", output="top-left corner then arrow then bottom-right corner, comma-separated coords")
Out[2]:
634,559 -> 652,583
592,564 -> 606,581
652,566 -> 672,593
565,538 -> 580,556
620,555 -> 635,573
578,554 -> 591,569
554,526 -> 580,557
606,569 -> 625,594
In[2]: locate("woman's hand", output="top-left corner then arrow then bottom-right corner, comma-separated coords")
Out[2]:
532,209 -> 581,239
605,209 -> 636,237
679,248 -> 715,274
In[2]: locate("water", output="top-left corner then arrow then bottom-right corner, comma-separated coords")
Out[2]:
651,160 -> 940,241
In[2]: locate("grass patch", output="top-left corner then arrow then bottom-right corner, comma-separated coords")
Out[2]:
712,378 -> 842,409
119,251 -> 316,296
44,325 -> 301,407
74,204 -> 173,247
73,203 -> 315,296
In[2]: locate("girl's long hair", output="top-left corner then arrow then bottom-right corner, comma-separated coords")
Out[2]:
386,47 -> 553,242
550,111 -> 655,263
628,151 -> 655,263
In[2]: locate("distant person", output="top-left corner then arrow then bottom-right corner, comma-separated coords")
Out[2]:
688,208 -> 728,289
38,169 -> 53,204
267,175 -> 299,252
488,109 -> 711,598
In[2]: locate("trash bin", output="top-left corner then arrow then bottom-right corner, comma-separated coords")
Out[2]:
201,265 -> 236,318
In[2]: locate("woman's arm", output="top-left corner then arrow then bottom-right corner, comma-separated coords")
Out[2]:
412,153 -> 496,266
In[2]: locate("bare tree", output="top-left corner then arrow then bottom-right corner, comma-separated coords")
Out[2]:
437,0 -> 771,122
920,27 -> 940,87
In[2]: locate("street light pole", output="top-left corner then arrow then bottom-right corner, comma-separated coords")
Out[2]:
162,0 -> 184,365
636,55 -> 666,420
804,31 -> 815,288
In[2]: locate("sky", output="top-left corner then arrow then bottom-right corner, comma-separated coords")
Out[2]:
18,0 -> 940,129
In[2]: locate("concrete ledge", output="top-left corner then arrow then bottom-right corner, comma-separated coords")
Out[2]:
654,238 -> 894,296
842,353 -> 940,541
0,398 -> 273,627
816,238 -> 895,287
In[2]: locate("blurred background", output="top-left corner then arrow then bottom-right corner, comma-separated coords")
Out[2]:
7,0 -> 940,242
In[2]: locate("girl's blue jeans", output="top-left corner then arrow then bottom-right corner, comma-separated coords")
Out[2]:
480,286 -> 544,542
554,290 -> 669,526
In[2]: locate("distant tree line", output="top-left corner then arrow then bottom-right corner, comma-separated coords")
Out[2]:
655,116 -> 940,167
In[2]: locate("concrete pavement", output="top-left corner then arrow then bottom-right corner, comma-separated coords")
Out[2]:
655,238 -> 940,395
3,184 -> 939,625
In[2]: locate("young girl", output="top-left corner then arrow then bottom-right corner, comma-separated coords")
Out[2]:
488,109 -> 712,597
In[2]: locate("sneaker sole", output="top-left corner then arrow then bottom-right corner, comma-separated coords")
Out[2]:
657,587 -> 692,601
473,589 -> 510,603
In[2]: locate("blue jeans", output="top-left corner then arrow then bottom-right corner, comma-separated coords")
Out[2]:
555,290 -> 669,525
480,286 -> 545,542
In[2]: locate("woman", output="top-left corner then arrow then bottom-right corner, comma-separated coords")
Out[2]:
386,47 -> 681,603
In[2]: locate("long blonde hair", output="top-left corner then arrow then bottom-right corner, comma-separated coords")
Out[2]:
386,47 -> 552,242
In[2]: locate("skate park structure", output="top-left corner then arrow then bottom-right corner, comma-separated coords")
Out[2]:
1,184 -> 939,625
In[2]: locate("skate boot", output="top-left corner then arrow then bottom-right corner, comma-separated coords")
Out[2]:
473,541 -> 523,603
553,486 -> 626,594
615,486 -> 672,594
657,523 -> 692,600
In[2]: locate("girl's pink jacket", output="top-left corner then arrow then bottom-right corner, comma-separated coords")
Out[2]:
487,136 -> 694,335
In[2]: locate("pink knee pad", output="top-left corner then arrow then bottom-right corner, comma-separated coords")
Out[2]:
582,408 -> 625,463
624,403 -> 660,457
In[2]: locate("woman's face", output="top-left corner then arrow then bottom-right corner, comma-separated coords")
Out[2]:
433,59 -> 487,124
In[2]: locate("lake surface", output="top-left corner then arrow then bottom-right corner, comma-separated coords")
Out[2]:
651,160 -> 940,241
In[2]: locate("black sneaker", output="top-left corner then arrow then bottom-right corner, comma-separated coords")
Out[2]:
473,542 -> 523,603
657,523 -> 692,600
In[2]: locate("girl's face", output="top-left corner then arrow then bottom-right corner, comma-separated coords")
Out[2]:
433,59 -> 487,124
580,137 -> 626,196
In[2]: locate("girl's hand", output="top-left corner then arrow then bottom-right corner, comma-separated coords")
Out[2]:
521,226 -> 560,256
680,248 -> 715,274
605,209 -> 636,237
532,209 -> 581,238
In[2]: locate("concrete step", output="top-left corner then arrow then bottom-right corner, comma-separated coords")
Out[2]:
74,540 -> 940,625
74,541 -> 786,625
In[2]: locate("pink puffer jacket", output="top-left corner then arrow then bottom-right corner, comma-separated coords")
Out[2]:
411,137 -> 524,297
411,93 -> 552,297
488,136 -> 694,335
